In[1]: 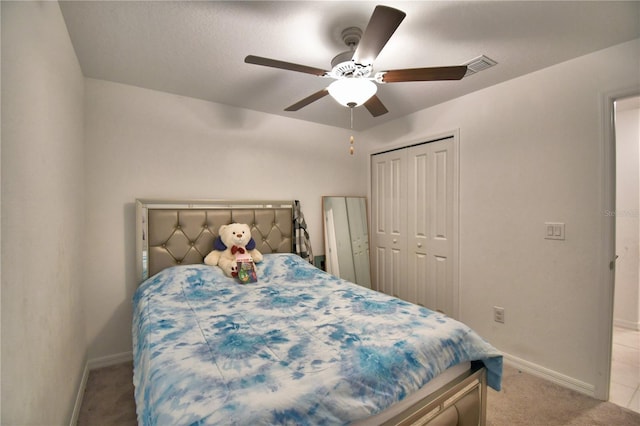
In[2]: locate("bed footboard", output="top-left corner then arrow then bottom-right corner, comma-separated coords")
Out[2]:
381,365 -> 487,426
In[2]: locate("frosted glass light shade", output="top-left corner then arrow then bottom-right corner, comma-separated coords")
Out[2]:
327,78 -> 377,107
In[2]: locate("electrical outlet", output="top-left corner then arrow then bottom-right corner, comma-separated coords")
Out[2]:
494,306 -> 505,323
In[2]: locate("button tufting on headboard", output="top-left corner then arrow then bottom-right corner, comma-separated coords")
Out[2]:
136,200 -> 294,282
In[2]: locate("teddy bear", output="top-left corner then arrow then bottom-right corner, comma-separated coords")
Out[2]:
204,223 -> 263,277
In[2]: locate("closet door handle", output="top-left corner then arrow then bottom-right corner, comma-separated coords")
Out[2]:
417,243 -> 422,248
393,239 -> 398,244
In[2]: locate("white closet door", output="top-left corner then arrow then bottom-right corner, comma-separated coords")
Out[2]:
407,138 -> 457,315
371,149 -> 407,298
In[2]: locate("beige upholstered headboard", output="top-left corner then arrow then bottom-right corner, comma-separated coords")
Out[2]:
136,199 -> 294,282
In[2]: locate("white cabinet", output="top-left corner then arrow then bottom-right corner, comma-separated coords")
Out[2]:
371,136 -> 459,317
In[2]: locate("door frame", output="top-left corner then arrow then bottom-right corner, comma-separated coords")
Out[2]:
596,87 -> 640,400
368,129 -> 460,319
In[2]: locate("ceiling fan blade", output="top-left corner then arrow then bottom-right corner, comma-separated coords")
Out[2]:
285,89 -> 330,111
245,55 -> 328,77
381,66 -> 468,83
353,6 -> 406,65
364,95 -> 389,117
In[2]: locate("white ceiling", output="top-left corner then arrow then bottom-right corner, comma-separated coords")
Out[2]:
59,1 -> 640,130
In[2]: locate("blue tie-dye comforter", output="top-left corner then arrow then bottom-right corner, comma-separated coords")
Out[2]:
133,253 -> 502,425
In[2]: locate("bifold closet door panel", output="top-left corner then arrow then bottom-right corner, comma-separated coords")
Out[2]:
407,140 -> 456,315
371,149 -> 407,298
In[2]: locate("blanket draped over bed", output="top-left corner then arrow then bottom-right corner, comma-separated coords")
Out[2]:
133,253 -> 502,425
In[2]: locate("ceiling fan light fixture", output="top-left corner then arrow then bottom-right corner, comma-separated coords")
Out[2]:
246,5 -> 465,119
328,78 -> 377,107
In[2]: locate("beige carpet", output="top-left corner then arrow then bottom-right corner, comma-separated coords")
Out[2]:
486,365 -> 639,426
77,362 -> 136,426
79,362 -> 640,425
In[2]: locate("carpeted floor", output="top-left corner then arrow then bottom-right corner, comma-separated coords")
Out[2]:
77,362 -> 136,426
486,365 -> 640,426
78,362 -> 640,425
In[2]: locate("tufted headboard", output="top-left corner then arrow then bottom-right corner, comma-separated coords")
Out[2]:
136,199 -> 294,282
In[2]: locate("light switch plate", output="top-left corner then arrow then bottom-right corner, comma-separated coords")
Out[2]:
545,222 -> 565,240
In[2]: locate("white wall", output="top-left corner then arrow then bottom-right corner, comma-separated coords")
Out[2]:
1,1 -> 86,424
362,39 -> 640,394
83,79 -> 367,359
614,98 -> 640,330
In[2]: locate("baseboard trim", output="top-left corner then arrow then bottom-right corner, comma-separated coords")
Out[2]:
613,318 -> 640,331
503,352 -> 596,398
69,361 -> 90,426
87,351 -> 134,370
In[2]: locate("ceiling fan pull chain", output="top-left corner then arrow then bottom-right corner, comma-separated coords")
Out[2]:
349,107 -> 355,155
350,106 -> 354,129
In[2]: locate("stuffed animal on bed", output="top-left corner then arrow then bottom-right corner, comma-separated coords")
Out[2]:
203,223 -> 263,278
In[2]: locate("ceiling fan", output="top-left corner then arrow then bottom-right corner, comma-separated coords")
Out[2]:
245,5 -> 468,117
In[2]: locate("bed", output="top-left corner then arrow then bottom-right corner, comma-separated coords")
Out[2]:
133,199 -> 502,425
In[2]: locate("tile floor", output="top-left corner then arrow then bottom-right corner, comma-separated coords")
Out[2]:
610,326 -> 640,413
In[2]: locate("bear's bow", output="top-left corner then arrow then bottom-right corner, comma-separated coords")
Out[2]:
231,246 -> 245,255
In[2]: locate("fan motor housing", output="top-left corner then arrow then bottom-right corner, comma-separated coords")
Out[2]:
329,26 -> 373,78
330,58 -> 373,78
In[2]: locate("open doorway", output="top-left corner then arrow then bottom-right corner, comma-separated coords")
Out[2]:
610,95 -> 640,413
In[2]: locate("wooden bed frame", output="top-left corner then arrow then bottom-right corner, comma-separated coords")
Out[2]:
134,199 -> 488,425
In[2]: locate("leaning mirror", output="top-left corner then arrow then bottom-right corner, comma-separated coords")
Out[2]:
322,196 -> 371,288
